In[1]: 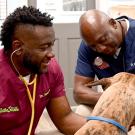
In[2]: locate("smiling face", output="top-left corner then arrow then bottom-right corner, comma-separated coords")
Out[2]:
13,24 -> 55,74
80,10 -> 123,56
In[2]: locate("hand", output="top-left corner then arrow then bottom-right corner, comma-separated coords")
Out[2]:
85,78 -> 111,90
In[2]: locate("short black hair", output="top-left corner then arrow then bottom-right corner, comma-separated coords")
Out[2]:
0,6 -> 54,51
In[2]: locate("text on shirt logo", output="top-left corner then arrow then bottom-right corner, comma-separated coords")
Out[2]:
130,63 -> 135,67
0,106 -> 19,114
39,89 -> 50,98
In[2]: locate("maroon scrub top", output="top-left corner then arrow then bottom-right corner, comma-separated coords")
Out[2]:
0,49 -> 65,134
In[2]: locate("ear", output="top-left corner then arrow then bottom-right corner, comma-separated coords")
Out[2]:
109,18 -> 117,29
12,40 -> 22,55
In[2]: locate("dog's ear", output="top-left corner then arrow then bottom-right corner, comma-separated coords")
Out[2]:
85,78 -> 112,90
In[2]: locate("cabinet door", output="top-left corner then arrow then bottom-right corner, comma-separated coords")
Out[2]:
54,23 -> 81,105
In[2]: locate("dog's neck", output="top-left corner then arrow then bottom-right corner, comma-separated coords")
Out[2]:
92,82 -> 135,130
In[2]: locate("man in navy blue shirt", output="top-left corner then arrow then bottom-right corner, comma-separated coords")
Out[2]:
74,9 -> 135,111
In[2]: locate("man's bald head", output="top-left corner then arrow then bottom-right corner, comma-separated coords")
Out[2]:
79,9 -> 123,56
79,9 -> 110,40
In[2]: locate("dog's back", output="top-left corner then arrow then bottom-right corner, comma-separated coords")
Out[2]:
75,72 -> 135,135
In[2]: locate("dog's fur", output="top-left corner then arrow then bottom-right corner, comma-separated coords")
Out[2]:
75,72 -> 135,135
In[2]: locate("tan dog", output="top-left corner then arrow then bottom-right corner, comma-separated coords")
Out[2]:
75,72 -> 135,135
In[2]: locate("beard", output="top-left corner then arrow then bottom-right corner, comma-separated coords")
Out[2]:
22,52 -> 41,74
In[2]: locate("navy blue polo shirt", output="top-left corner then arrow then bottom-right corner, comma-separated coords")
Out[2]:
75,16 -> 135,79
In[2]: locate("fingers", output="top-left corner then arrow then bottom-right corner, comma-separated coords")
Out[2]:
85,80 -> 102,87
85,78 -> 111,90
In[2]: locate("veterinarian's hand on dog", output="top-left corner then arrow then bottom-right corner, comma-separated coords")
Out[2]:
85,78 -> 112,90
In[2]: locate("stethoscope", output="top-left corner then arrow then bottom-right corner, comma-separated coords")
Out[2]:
11,48 -> 37,135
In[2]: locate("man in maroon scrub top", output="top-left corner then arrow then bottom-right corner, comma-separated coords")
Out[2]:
0,6 -> 86,135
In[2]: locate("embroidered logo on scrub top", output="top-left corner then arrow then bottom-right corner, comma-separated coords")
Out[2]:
94,57 -> 110,69
39,89 -> 50,98
0,106 -> 19,114
130,62 -> 135,67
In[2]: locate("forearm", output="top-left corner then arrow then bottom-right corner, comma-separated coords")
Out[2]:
58,111 -> 87,135
74,86 -> 102,105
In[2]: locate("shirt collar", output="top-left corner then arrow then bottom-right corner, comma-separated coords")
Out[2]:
113,18 -> 129,59
113,48 -> 121,59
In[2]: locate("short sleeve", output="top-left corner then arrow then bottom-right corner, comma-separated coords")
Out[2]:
75,41 -> 95,78
48,58 -> 66,98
